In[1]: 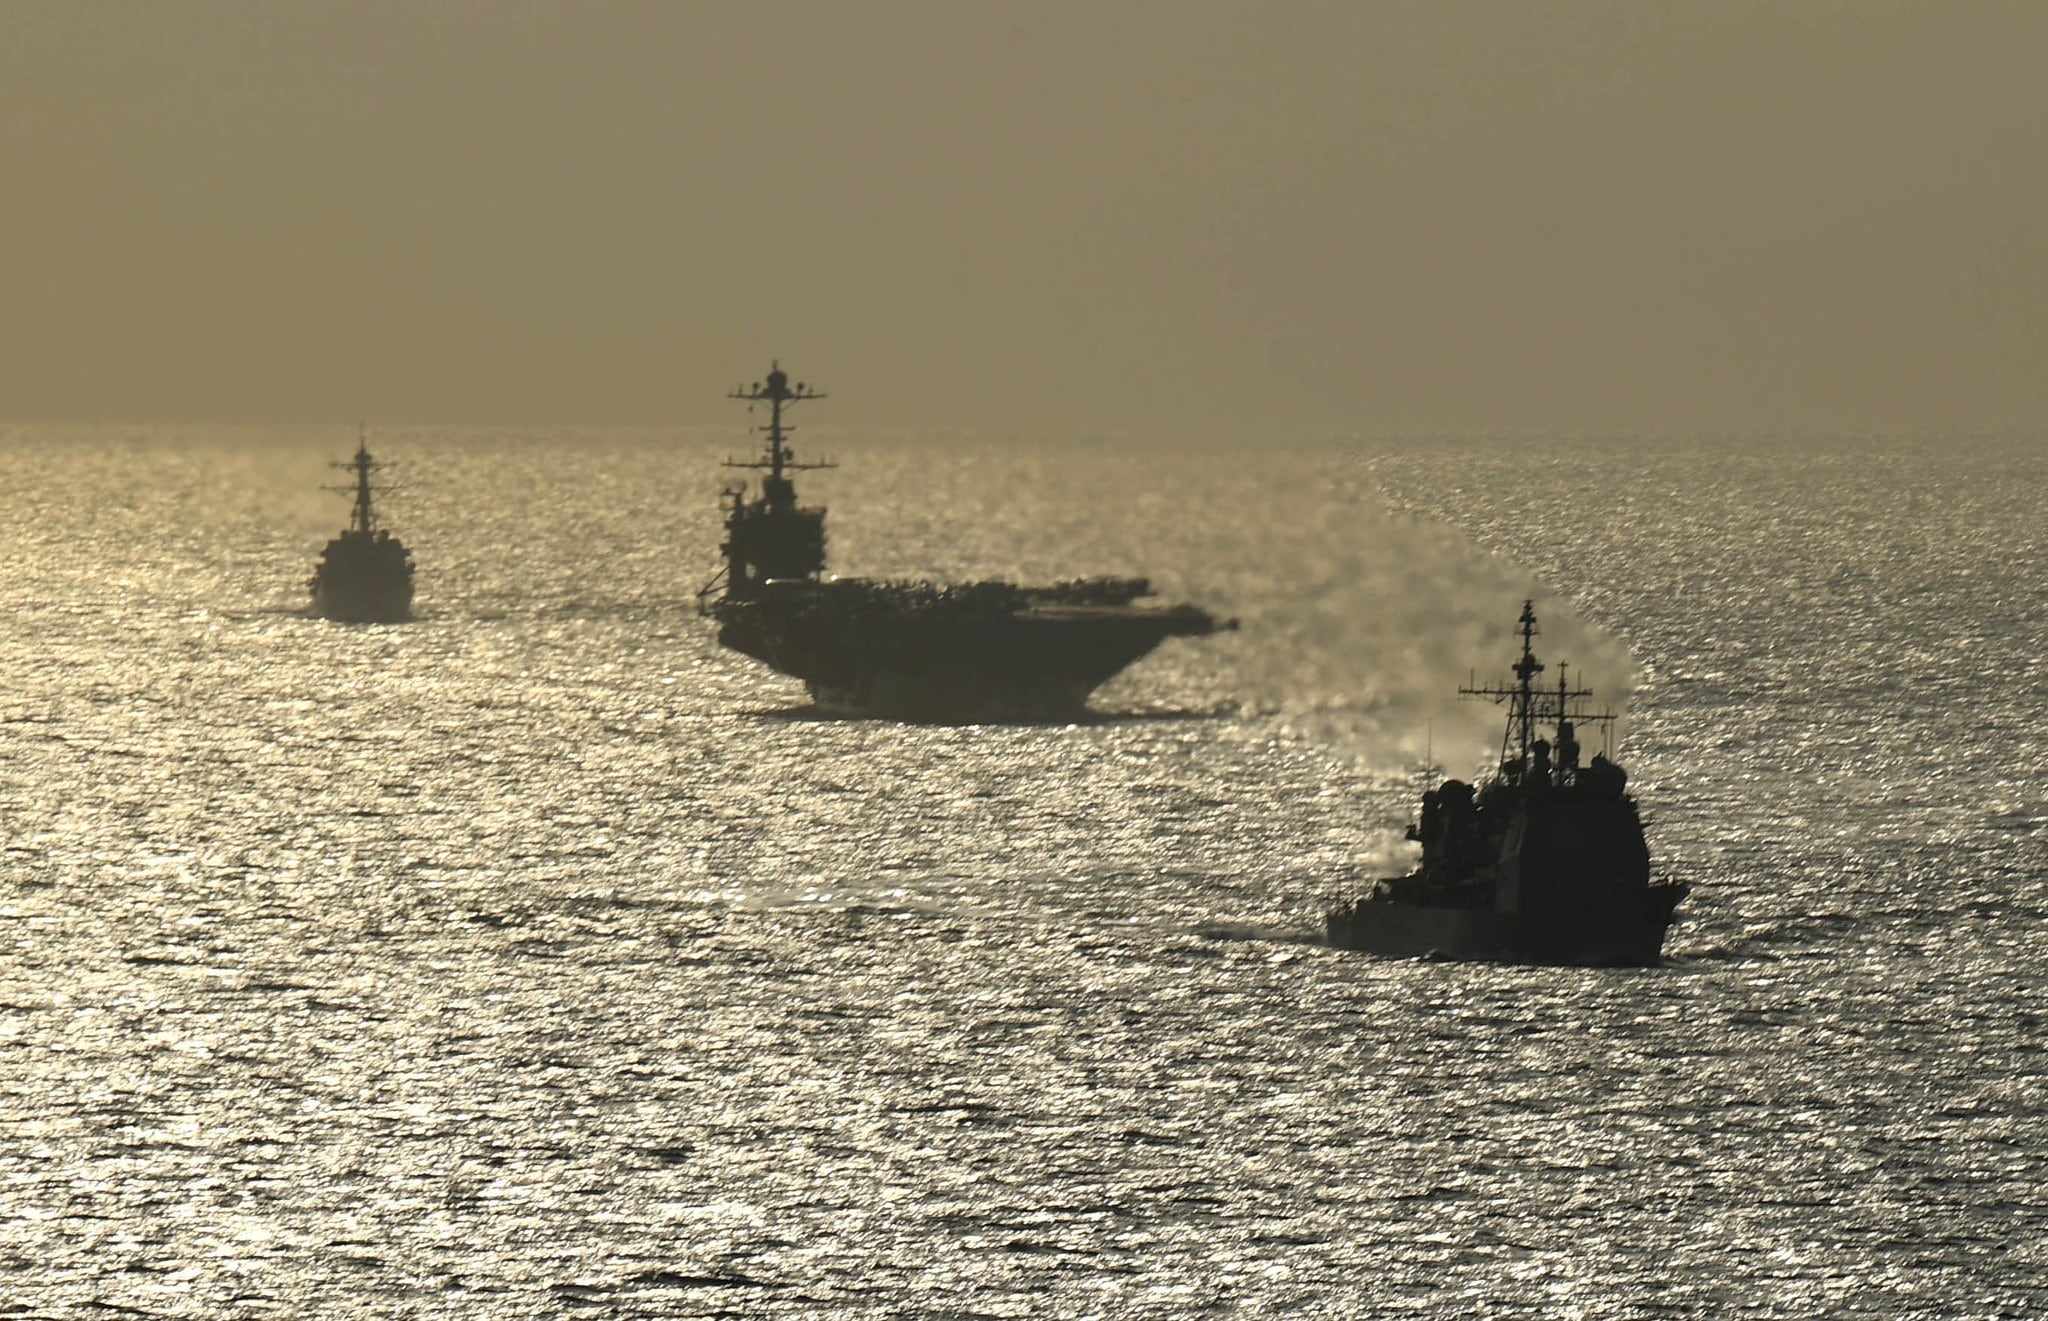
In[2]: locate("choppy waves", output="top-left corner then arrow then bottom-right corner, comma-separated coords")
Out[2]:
0,427 -> 2042,1316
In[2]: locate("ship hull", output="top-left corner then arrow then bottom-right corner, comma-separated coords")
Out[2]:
1326,885 -> 1688,967
716,601 -> 1221,722
311,531 -> 414,623
312,574 -> 413,623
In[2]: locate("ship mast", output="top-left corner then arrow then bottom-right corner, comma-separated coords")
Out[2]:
1462,600 -> 1607,784
1509,600 -> 1542,768
326,425 -> 388,535
704,361 -> 836,604
725,362 -> 830,510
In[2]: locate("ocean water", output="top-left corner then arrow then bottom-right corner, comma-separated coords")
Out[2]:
0,425 -> 2042,1317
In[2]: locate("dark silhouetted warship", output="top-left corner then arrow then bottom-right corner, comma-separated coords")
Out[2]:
1327,602 -> 1687,965
309,433 -> 413,623
698,363 -> 1231,721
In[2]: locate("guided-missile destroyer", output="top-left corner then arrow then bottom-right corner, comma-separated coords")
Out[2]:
309,433 -> 413,623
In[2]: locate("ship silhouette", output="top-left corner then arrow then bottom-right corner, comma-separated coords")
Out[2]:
1327,601 -> 1688,965
698,363 -> 1232,721
309,432 -> 414,623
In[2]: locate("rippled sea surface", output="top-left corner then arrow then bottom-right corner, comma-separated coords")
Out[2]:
2,426 -> 2043,1317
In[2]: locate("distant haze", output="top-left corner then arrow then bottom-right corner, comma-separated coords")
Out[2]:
4,1 -> 2043,433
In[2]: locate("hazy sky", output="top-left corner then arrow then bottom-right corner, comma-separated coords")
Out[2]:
3,0 -> 2043,431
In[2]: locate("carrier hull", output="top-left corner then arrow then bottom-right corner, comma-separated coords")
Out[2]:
717,597 -> 1223,722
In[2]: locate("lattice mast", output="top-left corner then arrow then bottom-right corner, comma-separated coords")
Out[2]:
725,362 -> 831,509
325,425 -> 391,535
1460,600 -> 1617,784
706,362 -> 835,600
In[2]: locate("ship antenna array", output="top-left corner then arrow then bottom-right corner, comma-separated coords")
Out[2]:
724,360 -> 833,482
323,423 -> 395,535
1459,600 -> 1612,775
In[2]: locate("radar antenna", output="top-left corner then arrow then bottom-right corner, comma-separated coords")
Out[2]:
1459,601 -> 1616,783
724,362 -> 831,506
322,424 -> 393,535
